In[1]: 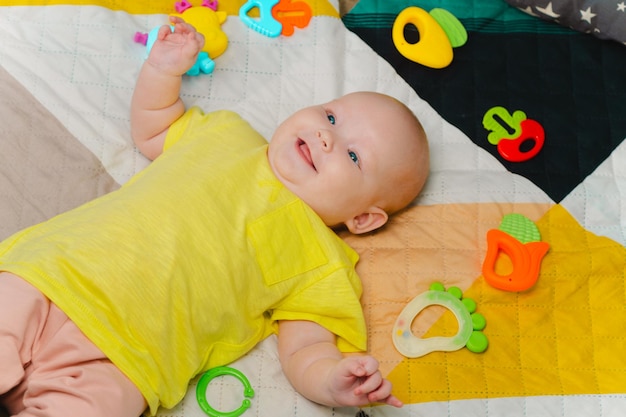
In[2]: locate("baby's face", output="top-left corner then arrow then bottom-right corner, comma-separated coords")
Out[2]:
268,92 -> 423,230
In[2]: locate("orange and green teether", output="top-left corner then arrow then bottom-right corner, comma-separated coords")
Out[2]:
483,214 -> 549,292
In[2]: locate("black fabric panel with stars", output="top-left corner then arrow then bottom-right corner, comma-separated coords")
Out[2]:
505,0 -> 626,44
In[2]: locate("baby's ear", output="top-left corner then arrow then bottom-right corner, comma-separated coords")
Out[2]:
345,207 -> 388,234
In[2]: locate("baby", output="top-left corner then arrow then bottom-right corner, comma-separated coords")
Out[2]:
0,18 -> 429,417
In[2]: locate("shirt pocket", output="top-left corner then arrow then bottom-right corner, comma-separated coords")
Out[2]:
247,200 -> 328,286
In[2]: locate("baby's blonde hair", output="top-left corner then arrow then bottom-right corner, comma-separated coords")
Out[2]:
377,97 -> 430,215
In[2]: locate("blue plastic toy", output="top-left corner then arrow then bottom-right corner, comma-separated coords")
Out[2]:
239,0 -> 282,37
239,0 -> 312,38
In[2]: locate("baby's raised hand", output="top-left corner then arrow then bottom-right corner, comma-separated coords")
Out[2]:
147,16 -> 205,76
329,355 -> 403,408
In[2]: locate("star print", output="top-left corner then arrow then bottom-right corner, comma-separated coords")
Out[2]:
580,7 -> 596,24
536,2 -> 560,18
618,2 -> 626,12
521,6 -> 538,16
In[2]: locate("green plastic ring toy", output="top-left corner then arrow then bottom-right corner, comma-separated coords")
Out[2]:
196,366 -> 254,417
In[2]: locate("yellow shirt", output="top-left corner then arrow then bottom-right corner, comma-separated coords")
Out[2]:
0,108 -> 366,414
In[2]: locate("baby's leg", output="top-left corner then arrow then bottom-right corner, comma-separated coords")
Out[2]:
0,273 -> 146,417
0,273 -> 48,397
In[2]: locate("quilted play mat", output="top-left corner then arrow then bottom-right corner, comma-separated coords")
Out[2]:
1,0 -> 626,416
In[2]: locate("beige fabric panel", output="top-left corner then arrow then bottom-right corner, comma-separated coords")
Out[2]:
0,65 -> 119,240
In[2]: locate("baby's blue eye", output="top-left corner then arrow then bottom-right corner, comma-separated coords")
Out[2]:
327,114 -> 336,125
349,150 -> 359,166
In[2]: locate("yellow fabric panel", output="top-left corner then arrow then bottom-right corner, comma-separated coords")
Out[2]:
340,201 -> 552,378
387,204 -> 626,404
0,0 -> 339,18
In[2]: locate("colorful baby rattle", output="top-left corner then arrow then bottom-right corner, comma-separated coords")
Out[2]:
482,106 -> 545,162
134,1 -> 228,75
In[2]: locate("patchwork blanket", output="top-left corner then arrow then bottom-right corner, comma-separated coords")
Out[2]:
1,0 -> 625,417
342,0 -> 626,416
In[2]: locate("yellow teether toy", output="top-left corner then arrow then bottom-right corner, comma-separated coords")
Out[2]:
392,6 -> 453,69
392,7 -> 467,69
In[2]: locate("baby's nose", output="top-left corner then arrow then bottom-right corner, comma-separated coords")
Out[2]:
317,130 -> 334,151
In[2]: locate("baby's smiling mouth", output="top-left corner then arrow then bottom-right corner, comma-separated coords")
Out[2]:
297,139 -> 316,171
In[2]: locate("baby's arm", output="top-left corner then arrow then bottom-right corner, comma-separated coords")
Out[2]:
277,320 -> 403,408
130,17 -> 205,160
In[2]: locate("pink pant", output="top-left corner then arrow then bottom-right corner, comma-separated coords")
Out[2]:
0,273 -> 147,417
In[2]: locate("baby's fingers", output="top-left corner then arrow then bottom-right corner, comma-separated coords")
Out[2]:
169,18 -> 197,37
350,356 -> 380,377
363,378 -> 402,407
371,392 -> 403,408
157,24 -> 173,40
352,370 -> 402,408
169,16 -> 185,25
354,368 -> 382,391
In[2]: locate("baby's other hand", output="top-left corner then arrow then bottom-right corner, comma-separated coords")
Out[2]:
147,16 -> 205,76
329,355 -> 403,408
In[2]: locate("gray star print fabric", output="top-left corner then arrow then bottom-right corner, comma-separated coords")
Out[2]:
505,0 -> 626,44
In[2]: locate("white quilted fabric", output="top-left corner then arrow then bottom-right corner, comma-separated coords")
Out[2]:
562,139 -> 626,246
161,335 -> 626,417
0,4 -> 551,208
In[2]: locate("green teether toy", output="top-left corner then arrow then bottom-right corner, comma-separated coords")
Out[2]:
392,282 -> 488,357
